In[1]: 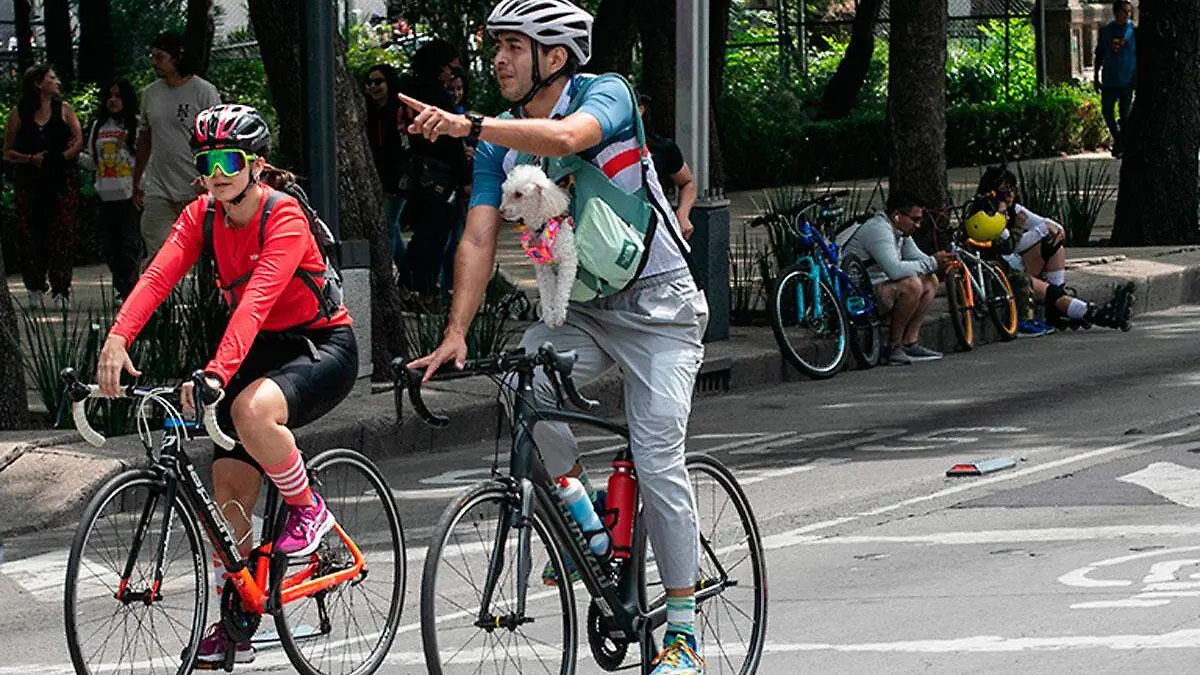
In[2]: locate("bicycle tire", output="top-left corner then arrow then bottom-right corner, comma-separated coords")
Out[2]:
635,454 -> 768,675
983,263 -> 1018,341
770,263 -> 849,379
275,448 -> 406,675
841,255 -> 881,369
421,480 -> 578,675
65,469 -> 207,675
946,266 -> 974,351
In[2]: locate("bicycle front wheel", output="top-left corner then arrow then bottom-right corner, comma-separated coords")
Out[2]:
946,266 -> 974,351
770,264 -> 848,379
636,454 -> 768,675
65,469 -> 207,675
983,263 -> 1018,341
421,480 -> 577,675
275,448 -> 406,675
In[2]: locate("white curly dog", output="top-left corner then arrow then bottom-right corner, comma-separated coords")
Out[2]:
500,164 -> 577,328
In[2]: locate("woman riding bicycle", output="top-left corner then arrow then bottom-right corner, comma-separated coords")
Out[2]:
970,165 -> 1133,332
96,103 -> 358,665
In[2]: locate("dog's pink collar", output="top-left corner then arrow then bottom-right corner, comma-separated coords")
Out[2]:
520,216 -> 571,265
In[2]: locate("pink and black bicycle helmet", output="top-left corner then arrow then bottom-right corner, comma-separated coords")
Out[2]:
191,104 -> 270,155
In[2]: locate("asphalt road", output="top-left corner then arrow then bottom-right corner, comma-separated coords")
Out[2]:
5,305 -> 1200,674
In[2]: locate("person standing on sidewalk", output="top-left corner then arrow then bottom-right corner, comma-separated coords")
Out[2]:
133,32 -> 221,261
363,64 -> 411,267
403,1 -> 710,671
80,80 -> 142,304
637,92 -> 698,241
1094,1 -> 1136,159
2,64 -> 83,311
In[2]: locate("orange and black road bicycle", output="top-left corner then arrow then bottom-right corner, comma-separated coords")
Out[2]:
60,368 -> 405,675
943,236 -> 1020,351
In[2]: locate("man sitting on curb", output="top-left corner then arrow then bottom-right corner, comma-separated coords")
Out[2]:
837,192 -> 954,366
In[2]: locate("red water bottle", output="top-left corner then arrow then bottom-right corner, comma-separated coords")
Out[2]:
605,458 -> 637,560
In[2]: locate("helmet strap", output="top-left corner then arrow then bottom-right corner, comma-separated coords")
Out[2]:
228,171 -> 258,207
511,42 -> 567,115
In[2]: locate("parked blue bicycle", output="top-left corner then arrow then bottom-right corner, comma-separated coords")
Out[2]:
752,190 -> 881,379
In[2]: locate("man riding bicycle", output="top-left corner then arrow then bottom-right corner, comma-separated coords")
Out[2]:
406,1 -> 709,672
97,104 -> 358,665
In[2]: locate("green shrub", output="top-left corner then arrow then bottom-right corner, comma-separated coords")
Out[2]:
722,85 -> 1104,191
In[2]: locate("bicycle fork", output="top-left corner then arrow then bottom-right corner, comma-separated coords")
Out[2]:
476,477 -> 537,631
116,475 -> 177,607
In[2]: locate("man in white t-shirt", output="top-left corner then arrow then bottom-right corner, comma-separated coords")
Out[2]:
133,32 -> 221,260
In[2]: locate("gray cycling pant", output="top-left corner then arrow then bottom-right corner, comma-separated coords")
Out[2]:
515,267 -> 708,590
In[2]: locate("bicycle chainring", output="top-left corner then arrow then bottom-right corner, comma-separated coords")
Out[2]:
587,600 -> 630,671
220,579 -> 261,644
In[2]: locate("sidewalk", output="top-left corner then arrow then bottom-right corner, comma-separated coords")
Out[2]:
0,152 -> 1137,536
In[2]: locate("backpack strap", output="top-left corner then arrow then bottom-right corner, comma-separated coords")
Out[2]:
202,198 -> 220,278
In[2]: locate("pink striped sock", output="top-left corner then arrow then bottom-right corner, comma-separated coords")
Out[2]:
263,448 -> 315,507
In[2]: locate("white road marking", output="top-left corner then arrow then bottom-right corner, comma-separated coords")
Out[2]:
1118,461 -> 1200,508
761,422 -> 1200,551
753,629 -> 1200,653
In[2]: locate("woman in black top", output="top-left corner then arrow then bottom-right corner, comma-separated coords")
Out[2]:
364,64 -> 410,267
397,39 -> 468,298
3,64 -> 84,310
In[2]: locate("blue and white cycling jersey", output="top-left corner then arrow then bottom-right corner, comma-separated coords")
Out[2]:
470,73 -> 689,278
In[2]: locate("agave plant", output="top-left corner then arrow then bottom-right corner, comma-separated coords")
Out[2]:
399,268 -> 521,359
1061,161 -> 1116,247
1015,162 -> 1062,223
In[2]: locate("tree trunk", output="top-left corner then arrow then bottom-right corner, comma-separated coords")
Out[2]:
708,0 -> 731,190
589,0 -> 637,75
1111,0 -> 1200,245
43,0 -> 74,87
887,0 -> 948,227
635,0 -> 675,136
78,0 -> 116,86
14,0 -> 33,72
817,0 -> 884,119
185,0 -> 216,77
0,175 -> 29,429
250,0 -> 407,378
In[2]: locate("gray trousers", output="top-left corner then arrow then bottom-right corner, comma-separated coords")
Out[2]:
518,267 -> 708,590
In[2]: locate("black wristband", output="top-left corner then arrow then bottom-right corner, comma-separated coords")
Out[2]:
467,114 -> 484,147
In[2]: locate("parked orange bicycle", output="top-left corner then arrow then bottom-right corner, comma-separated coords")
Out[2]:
60,368 -> 405,675
944,237 -> 1019,350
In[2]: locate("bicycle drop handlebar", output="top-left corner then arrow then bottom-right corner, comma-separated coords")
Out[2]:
59,368 -> 237,450
394,342 -> 599,429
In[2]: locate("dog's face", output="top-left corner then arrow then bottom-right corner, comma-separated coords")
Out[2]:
500,164 -> 570,225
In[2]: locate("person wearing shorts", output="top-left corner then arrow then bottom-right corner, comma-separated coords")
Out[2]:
98,104 -> 355,665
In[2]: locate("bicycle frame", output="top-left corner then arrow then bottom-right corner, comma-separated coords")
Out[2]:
786,210 -> 876,322
948,241 -> 992,315
105,395 -> 364,617
479,365 -> 731,664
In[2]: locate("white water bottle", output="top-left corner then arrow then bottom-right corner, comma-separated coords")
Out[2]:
557,477 -> 611,558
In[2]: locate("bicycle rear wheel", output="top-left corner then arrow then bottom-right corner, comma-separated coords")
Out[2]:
983,263 -> 1018,341
636,454 -> 767,675
841,255 -> 881,369
421,480 -> 577,675
770,263 -> 849,379
946,266 -> 974,351
65,469 -> 207,675
275,448 -> 406,675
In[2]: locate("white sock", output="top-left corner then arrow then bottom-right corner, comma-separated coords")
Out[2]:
1066,298 -> 1089,320
1046,270 -> 1065,286
213,554 -> 225,595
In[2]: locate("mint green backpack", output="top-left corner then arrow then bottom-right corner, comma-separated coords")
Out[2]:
505,74 -> 656,302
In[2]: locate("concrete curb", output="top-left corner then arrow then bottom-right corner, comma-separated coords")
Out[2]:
4,249 -> 1200,537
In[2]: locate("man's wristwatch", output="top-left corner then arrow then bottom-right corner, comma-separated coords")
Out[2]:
466,113 -> 484,147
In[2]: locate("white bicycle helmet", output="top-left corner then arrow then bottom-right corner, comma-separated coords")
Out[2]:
486,0 -> 594,66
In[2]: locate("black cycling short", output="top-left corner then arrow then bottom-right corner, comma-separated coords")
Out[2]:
213,326 -> 358,471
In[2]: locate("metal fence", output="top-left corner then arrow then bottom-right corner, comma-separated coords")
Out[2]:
727,0 -> 1043,96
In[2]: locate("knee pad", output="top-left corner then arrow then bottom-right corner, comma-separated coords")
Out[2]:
1039,234 -> 1064,263
1044,283 -> 1068,325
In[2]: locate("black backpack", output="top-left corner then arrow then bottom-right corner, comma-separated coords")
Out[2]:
201,184 -> 344,326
